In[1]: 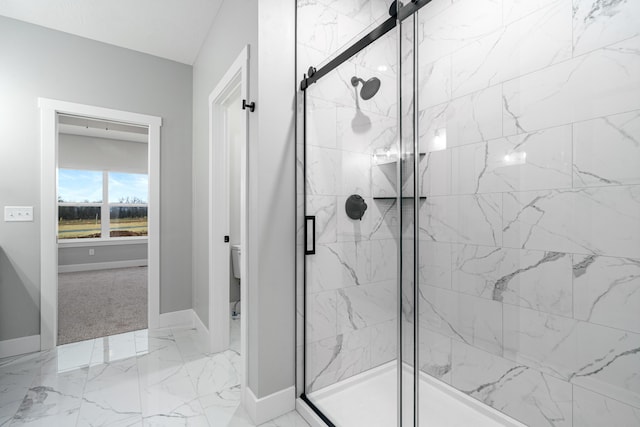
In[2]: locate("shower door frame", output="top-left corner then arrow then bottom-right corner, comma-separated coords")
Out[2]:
299,1 -> 433,425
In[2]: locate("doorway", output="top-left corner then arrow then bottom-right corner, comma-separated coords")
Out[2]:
39,99 -> 161,350
208,46 -> 249,394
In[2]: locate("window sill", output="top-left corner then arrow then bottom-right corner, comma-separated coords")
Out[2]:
58,237 -> 148,248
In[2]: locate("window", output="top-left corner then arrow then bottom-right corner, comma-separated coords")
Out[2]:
58,169 -> 148,240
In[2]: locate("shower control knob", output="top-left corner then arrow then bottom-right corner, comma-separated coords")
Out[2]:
345,194 -> 367,221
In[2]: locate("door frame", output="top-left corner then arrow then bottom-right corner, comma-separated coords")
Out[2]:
208,45 -> 249,390
39,98 -> 162,350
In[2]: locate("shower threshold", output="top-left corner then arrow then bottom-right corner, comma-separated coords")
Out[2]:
304,361 -> 525,427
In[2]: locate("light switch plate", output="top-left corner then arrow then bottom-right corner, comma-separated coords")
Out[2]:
4,206 -> 34,222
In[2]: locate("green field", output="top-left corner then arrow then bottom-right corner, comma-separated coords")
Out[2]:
59,218 -> 147,239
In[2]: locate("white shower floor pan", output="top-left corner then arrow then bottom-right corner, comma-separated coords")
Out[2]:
302,361 -> 525,427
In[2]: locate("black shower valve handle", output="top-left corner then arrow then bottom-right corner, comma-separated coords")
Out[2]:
345,194 -> 368,221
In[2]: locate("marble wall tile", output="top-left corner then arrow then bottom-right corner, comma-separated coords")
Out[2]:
351,28 -> 398,77
502,186 -> 640,258
306,145 -> 340,196
572,0 -> 640,56
419,329 -> 452,383
370,319 -> 397,367
452,0 -> 572,98
573,385 -> 640,427
336,280 -> 395,334
421,193 -> 502,246
420,285 -> 503,355
418,56 -> 452,109
370,239 -> 397,282
420,149 -> 451,196
452,125 -> 573,194
573,255 -> 640,333
419,241 -> 452,290
503,0 -> 565,24
451,341 -> 573,427
341,150 -> 371,196
368,199 -> 398,240
306,96 -> 337,149
573,110 -> 640,187
315,0 -> 373,26
452,245 -> 573,316
419,85 -> 503,154
418,0 -> 503,64
306,195 -> 337,244
336,107 -> 396,154
307,241 -> 371,293
297,1 -> 339,55
306,290 -> 338,343
503,36 -> 640,135
306,328 -> 372,393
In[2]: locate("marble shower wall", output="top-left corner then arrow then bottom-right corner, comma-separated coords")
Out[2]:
297,0 -> 400,394
415,0 -> 640,426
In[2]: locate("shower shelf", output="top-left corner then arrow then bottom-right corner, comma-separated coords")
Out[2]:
373,196 -> 427,200
373,152 -> 426,165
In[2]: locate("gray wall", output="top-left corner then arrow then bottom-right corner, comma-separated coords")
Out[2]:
192,0 -> 295,399
0,16 -> 193,341
58,244 -> 147,266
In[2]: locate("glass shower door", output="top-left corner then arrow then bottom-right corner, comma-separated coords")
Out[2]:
301,23 -> 416,426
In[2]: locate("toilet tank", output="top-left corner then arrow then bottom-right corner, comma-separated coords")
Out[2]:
231,245 -> 241,279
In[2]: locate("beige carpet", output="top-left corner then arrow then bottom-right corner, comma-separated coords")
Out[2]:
57,266 -> 148,345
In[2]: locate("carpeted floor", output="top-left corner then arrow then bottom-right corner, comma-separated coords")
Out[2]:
57,266 -> 148,345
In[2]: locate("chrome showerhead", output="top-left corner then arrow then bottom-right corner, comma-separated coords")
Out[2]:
351,76 -> 381,100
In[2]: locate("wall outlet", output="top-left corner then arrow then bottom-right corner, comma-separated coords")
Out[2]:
89,249 -> 95,256
4,206 -> 34,222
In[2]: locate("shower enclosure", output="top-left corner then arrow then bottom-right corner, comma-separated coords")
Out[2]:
296,0 -> 640,426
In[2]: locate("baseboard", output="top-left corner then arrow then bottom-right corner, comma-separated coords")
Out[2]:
158,309 -> 194,329
244,386 -> 295,425
192,309 -> 209,335
296,398 -> 328,427
0,335 -> 40,359
58,259 -> 147,273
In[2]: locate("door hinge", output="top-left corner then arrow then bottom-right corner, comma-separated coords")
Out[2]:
224,235 -> 230,242
242,100 -> 255,112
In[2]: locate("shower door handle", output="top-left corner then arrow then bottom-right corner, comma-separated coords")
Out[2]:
305,216 -> 316,255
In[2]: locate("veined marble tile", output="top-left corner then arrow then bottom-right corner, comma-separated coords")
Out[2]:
336,108 -> 396,155
315,0 -> 373,26
418,56 -> 452,109
417,0 -> 503,65
452,125 -> 573,194
0,358 -> 39,423
503,36 -> 640,135
183,352 -> 239,397
307,241 -> 371,293
503,305 -> 640,407
452,244 -> 573,316
368,198 -> 398,240
11,369 -> 87,426
90,332 -> 138,366
340,149 -> 371,197
419,241 -> 452,290
306,196 -> 337,244
80,358 -> 142,426
336,281 -> 395,334
306,327 -> 372,393
304,57 -> 357,109
502,186 -> 640,258
573,0 -> 640,56
259,410 -> 311,427
306,290 -> 338,343
351,28 -> 397,78
420,285 -> 503,355
139,363 -> 202,420
419,328 -> 452,383
305,145 -> 340,196
306,96 -> 337,149
450,341 -> 573,427
199,385 -> 242,427
297,1 -> 338,55
420,85 -> 503,151
573,254 -> 640,333
420,149 -> 451,196
452,0 -> 572,98
370,239 -> 397,282
573,385 -> 640,427
503,0 -> 565,24
573,110 -> 640,187
420,193 -> 502,247
370,319 -> 397,368
371,160 -> 396,199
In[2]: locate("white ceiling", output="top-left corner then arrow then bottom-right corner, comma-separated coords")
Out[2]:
0,0 -> 223,64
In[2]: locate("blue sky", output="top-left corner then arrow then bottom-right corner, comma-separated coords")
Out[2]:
58,169 -> 148,203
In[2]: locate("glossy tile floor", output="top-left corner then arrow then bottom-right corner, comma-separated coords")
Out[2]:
0,318 -> 309,426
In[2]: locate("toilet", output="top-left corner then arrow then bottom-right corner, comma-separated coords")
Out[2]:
231,244 -> 241,279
